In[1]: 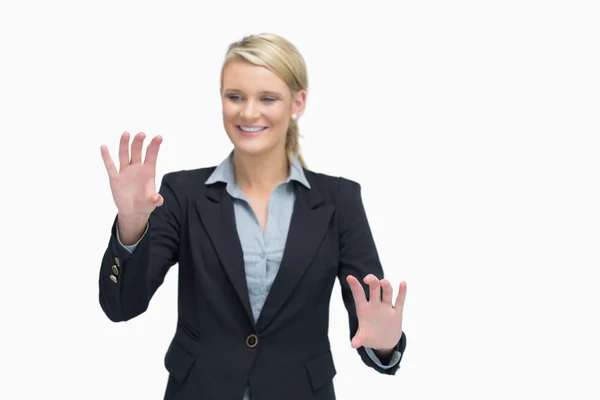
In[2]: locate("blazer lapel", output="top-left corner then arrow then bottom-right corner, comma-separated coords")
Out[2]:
256,179 -> 334,332
195,183 -> 255,328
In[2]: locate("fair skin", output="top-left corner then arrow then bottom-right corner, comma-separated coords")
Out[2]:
99,58 -> 407,358
220,58 -> 306,231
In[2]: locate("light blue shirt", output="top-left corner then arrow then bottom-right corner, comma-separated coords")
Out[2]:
118,151 -> 401,399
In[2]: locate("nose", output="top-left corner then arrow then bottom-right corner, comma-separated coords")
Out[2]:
241,99 -> 260,120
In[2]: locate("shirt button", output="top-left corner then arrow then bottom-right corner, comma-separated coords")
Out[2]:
246,334 -> 258,348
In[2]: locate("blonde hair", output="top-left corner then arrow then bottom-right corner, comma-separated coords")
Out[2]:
221,33 -> 308,168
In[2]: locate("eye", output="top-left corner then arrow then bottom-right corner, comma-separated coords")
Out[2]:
227,94 -> 242,101
262,97 -> 277,103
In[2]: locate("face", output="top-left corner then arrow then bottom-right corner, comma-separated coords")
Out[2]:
221,59 -> 305,158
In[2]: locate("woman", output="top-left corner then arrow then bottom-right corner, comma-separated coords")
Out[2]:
99,33 -> 407,400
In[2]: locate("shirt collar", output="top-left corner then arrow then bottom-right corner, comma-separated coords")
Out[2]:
205,151 -> 311,189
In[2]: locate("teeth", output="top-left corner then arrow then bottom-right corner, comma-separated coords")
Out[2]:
239,126 -> 265,132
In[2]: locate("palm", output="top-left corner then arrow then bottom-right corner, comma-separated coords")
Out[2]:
346,274 -> 407,351
110,163 -> 157,216
100,131 -> 164,218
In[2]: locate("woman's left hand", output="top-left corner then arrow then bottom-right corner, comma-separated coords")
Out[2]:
346,274 -> 407,351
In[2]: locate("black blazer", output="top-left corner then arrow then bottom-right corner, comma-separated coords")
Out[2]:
99,167 -> 406,400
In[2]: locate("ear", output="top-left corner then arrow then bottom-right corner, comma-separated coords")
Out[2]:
292,89 -> 307,117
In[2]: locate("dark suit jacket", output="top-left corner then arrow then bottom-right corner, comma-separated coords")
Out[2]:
99,167 -> 406,400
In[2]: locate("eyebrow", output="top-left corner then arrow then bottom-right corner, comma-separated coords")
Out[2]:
223,89 -> 283,97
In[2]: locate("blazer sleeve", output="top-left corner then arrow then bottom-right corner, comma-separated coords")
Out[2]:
336,177 -> 407,375
98,172 -> 182,322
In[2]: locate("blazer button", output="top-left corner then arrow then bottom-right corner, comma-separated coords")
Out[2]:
114,257 -> 120,267
246,334 -> 258,348
110,274 -> 118,283
112,265 -> 119,275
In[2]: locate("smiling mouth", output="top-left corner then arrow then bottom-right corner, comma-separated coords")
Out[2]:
237,125 -> 268,135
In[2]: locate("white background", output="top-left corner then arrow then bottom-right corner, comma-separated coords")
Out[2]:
1,0 -> 599,398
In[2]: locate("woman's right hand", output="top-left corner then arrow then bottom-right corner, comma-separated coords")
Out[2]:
100,131 -> 164,222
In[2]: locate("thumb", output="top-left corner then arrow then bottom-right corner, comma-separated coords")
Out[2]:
150,193 -> 164,207
351,329 -> 365,349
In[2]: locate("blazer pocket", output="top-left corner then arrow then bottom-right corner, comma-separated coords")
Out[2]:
164,339 -> 195,385
179,321 -> 203,342
304,350 -> 337,392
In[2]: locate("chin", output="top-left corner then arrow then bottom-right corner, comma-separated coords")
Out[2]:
227,127 -> 281,156
229,136 -> 268,155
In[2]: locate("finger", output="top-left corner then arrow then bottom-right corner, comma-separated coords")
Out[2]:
346,275 -> 367,307
363,274 -> 380,303
394,281 -> 408,311
144,135 -> 163,166
118,131 -> 131,171
380,279 -> 394,305
130,132 -> 146,164
100,145 -> 118,179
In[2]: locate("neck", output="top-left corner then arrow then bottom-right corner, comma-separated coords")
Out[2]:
233,149 -> 290,193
